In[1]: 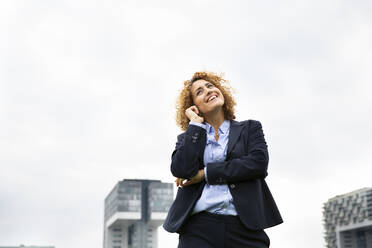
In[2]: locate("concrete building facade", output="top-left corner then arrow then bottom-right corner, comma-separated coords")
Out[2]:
323,187 -> 372,248
103,179 -> 173,248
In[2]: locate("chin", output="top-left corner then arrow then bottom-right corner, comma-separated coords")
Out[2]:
206,104 -> 224,113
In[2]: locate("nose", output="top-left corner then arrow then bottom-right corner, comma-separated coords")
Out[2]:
205,88 -> 214,102
206,87 -> 213,95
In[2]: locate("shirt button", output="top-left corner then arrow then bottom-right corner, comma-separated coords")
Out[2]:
230,184 -> 235,189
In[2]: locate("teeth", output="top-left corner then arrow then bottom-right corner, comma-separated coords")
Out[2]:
208,95 -> 217,102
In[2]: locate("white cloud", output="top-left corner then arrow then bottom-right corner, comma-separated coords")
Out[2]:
1,0 -> 372,247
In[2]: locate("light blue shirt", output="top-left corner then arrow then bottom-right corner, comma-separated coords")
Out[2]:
190,120 -> 237,215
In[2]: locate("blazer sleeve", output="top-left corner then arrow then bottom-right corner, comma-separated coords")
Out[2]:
170,124 -> 207,179
206,120 -> 269,184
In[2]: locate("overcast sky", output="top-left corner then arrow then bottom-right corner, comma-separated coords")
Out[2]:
1,0 -> 372,247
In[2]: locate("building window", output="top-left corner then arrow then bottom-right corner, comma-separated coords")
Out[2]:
128,224 -> 135,246
356,231 -> 367,248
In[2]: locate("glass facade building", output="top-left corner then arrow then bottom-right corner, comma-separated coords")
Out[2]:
323,187 -> 372,248
103,179 -> 173,248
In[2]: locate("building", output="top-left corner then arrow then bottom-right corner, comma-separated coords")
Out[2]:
103,179 -> 173,248
323,187 -> 372,248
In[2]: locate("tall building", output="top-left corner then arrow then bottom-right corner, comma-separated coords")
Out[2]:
323,187 -> 372,248
103,179 -> 173,248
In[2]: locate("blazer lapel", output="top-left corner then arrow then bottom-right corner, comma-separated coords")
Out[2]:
227,120 -> 245,160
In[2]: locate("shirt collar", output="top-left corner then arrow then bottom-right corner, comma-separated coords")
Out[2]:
205,120 -> 230,135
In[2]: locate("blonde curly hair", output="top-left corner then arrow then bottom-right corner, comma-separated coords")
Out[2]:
176,71 -> 236,131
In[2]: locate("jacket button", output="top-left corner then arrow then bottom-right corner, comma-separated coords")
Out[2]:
230,184 -> 235,189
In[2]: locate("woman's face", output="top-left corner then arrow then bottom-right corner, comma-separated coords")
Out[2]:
190,79 -> 225,116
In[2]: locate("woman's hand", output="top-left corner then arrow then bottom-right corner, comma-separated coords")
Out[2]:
175,169 -> 205,187
185,105 -> 204,123
175,178 -> 187,187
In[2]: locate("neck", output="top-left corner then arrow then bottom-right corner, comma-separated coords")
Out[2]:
204,108 -> 225,133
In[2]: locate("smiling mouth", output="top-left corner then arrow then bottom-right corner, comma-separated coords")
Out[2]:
207,95 -> 218,102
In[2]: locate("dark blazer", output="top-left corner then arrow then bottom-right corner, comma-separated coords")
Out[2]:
163,119 -> 283,233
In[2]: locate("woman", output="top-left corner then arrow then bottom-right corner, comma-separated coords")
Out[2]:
163,71 -> 283,248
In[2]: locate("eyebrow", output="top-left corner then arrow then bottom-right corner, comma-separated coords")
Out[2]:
194,82 -> 212,94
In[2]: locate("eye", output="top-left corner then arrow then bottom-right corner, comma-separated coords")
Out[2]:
207,83 -> 214,88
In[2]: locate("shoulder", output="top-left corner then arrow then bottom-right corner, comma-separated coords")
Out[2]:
231,119 -> 263,129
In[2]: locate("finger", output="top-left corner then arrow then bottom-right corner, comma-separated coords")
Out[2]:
180,179 -> 188,186
182,179 -> 194,187
179,179 -> 185,187
190,106 -> 199,115
176,178 -> 185,187
183,181 -> 193,186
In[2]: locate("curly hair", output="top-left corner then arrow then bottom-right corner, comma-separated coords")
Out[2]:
175,71 -> 236,131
